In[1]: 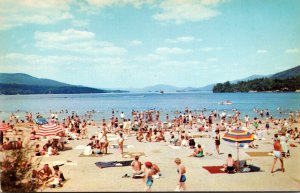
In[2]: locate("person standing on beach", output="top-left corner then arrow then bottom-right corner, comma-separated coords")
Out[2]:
215,130 -> 221,155
245,115 -> 249,127
144,162 -> 154,192
174,158 -> 187,191
271,135 -> 285,173
118,132 -> 124,155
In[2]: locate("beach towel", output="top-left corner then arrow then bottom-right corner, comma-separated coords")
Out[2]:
290,144 -> 297,147
245,152 -> 273,157
95,160 -> 133,169
109,144 -> 134,149
168,145 -> 182,149
79,152 -> 110,157
202,166 -> 225,174
122,152 -> 146,158
40,160 -> 77,167
75,145 -> 87,150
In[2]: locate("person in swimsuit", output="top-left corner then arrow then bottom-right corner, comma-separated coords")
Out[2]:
215,130 -> 221,155
131,156 -> 144,178
271,136 -> 285,173
118,132 -> 124,155
188,144 -> 204,157
174,158 -> 187,191
224,154 -> 236,173
144,162 -> 154,192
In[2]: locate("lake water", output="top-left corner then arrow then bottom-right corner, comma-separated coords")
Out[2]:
0,92 -> 299,121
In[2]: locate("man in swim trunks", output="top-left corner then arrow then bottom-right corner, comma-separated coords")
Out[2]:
271,136 -> 285,173
131,156 -> 144,178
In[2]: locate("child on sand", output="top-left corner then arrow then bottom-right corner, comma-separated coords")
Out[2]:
144,162 -> 154,192
174,158 -> 187,191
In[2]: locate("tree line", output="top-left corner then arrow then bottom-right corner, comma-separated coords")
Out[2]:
213,76 -> 300,93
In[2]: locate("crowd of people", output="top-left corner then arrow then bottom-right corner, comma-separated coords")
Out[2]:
1,107 -> 300,191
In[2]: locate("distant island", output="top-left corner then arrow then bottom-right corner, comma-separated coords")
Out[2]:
0,73 -> 127,95
213,65 -> 300,93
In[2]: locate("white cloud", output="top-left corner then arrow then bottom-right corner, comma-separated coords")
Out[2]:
155,47 -> 192,55
256,49 -> 268,54
86,0 -> 155,8
34,29 -> 127,56
153,0 -> 222,24
0,53 -> 128,71
160,60 -> 200,67
285,48 -> 299,54
128,40 -> 143,46
165,36 -> 202,43
81,0 -> 225,24
0,0 -> 73,30
200,47 -> 223,52
134,53 -> 166,63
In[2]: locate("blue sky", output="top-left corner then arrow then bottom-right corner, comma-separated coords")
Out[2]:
1,0 -> 299,89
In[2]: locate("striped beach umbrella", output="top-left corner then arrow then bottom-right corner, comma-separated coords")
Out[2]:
35,123 -> 63,137
223,129 -> 254,143
222,129 -> 254,162
0,123 -> 8,132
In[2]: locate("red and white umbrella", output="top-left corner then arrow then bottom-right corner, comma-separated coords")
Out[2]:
35,123 -> 63,137
0,123 -> 8,132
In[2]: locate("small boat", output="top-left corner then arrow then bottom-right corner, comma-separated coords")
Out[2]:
219,100 -> 232,105
160,90 -> 164,94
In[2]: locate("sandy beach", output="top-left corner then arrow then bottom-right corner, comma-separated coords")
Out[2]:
1,112 -> 299,192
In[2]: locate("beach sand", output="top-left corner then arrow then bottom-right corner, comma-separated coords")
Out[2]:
1,121 -> 300,192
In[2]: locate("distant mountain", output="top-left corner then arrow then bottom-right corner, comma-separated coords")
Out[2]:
0,73 -> 126,95
270,65 -> 300,79
184,84 -> 215,92
0,73 -> 70,87
126,83 -> 214,93
230,74 -> 269,84
213,65 -> 300,93
143,84 -> 179,92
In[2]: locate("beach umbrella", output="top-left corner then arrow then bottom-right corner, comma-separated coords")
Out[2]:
35,123 -> 63,137
0,123 -> 8,132
35,118 -> 48,125
222,129 -> 254,162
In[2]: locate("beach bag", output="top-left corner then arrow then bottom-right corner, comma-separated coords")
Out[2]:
60,173 -> 65,182
249,165 -> 260,172
83,146 -> 92,155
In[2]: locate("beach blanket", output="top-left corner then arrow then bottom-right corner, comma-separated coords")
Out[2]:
168,145 -> 182,149
40,160 -> 77,167
202,166 -> 225,174
109,144 -> 134,149
245,152 -> 273,157
108,137 -> 119,141
95,160 -> 133,169
79,152 -> 111,157
290,144 -> 297,147
122,152 -> 146,158
75,145 -> 87,150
